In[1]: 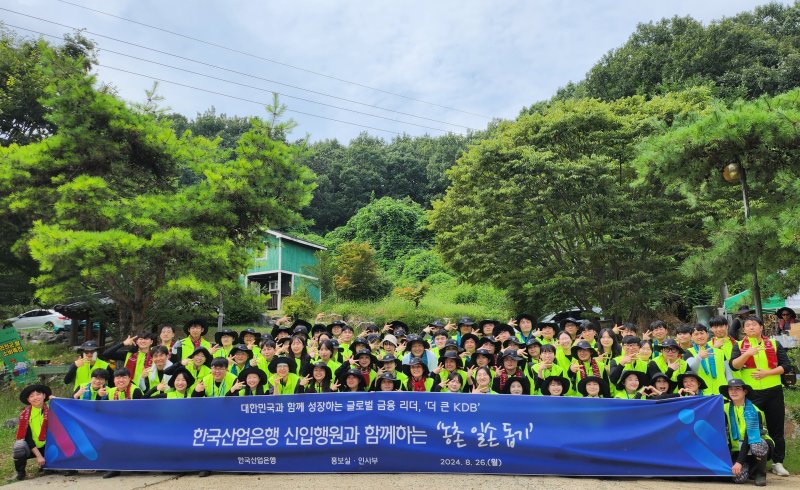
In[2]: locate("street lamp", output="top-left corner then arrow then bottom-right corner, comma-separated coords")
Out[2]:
722,161 -> 763,319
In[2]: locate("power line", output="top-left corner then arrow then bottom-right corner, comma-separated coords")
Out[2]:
0,8 -> 475,131
53,0 -> 494,120
6,23 -> 460,134
98,64 -> 407,135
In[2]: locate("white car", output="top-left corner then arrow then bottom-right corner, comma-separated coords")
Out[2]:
3,309 -> 71,331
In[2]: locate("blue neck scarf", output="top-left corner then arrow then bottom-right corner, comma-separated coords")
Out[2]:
729,400 -> 761,444
693,342 -> 716,378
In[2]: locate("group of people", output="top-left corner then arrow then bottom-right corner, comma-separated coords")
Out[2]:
14,311 -> 795,484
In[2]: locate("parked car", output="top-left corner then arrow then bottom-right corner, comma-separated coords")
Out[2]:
55,319 -> 101,334
3,309 -> 71,331
539,307 -> 604,325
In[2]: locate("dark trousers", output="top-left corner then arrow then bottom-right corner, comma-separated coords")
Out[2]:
749,386 -> 785,463
14,443 -> 45,473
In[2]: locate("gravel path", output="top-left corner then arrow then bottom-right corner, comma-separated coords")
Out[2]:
6,472 -> 800,489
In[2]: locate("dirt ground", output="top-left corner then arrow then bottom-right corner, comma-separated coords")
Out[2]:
5,472 -> 800,489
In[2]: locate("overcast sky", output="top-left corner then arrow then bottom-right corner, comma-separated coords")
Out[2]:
1,0 -> 789,143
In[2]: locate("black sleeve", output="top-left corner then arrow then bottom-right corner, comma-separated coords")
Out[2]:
729,342 -> 743,371
334,362 -> 351,380
646,361 -> 660,379
776,342 -> 791,372
164,362 -> 183,376
131,388 -> 144,400
22,426 -> 35,449
429,377 -> 441,393
169,339 -> 183,365
150,392 -> 167,399
728,319 -> 741,339
609,360 -> 624,384
191,389 -> 206,398
64,363 -> 78,385
102,342 -> 130,361
491,378 -> 501,393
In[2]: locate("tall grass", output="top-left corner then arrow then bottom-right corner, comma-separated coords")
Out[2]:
317,281 -> 512,329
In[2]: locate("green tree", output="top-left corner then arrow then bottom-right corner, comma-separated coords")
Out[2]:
577,3 -> 800,102
393,283 -> 429,309
333,242 -> 391,300
2,65 -> 315,334
430,89 -> 712,321
635,88 -> 800,309
326,196 -> 432,267
0,29 -> 96,304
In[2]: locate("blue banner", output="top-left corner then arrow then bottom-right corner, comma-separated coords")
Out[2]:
46,393 -> 732,476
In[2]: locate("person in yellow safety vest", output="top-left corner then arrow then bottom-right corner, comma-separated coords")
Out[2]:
139,346 -> 173,398
646,338 -> 688,389
102,332 -> 156,387
211,328 -> 238,359
238,328 -> 263,363
170,319 -> 212,363
72,368 -> 109,400
729,316 -> 792,477
709,316 -> 738,363
268,355 -> 300,395
684,324 -> 733,397
106,368 -> 144,401
151,367 -> 194,399
14,384 -> 51,481
193,358 -> 238,398
720,379 -> 774,486
166,346 -> 211,390
230,366 -> 271,396
64,340 -> 111,390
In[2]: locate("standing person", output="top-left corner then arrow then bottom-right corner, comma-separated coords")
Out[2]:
171,319 -> 212,363
720,379 -> 774,486
570,340 -> 609,391
684,324 -> 733,396
597,328 -> 621,363
533,345 -> 569,395
64,340 -> 111,390
609,336 -> 648,388
193,358 -> 238,398
158,325 -> 176,352
648,320 -> 670,358
513,314 -> 538,344
103,333 -> 156,386
73,369 -> 109,400
139,346 -> 172,398
212,328 -> 238,359
167,346 -> 211,389
228,345 -> 253,377
401,335 -> 438,371
238,328 -> 263,363
492,350 -> 525,393
647,339 -> 688,389
230,366 -> 271,396
300,362 -> 338,393
729,306 -> 753,340
554,331 -> 575,373
775,307 -> 796,336
674,325 -> 693,351
106,368 -> 144,401
402,358 -> 439,392
730,317 -> 792,477
560,318 -> 580,341
151,368 -> 194,399
13,385 -> 51,481
536,322 -> 558,345
709,316 -> 739,364
268,356 -> 300,395
453,317 -> 476,345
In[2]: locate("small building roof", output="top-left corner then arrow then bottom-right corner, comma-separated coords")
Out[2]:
267,230 -> 327,251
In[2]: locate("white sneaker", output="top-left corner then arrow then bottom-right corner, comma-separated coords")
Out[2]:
771,462 -> 790,476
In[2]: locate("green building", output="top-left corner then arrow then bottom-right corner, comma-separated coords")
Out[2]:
246,230 -> 326,310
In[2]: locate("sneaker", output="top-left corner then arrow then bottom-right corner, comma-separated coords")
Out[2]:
771,462 -> 789,476
102,471 -> 120,479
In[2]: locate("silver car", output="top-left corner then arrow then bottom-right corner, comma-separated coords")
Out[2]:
3,309 -> 71,331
